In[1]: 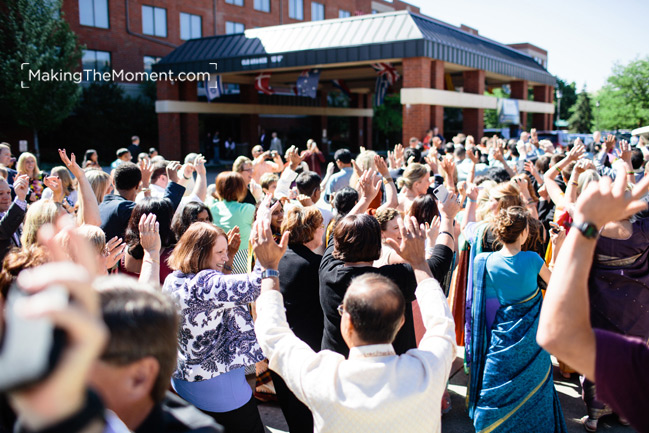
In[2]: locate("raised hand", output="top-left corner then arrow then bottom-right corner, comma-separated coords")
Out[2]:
139,158 -> 153,187
384,216 -> 427,267
194,154 -> 206,176
467,148 -> 479,164
166,161 -> 181,184
58,149 -> 83,177
138,213 -> 160,255
357,169 -> 381,202
567,142 -> 585,162
104,236 -> 126,269
226,226 -> 241,258
13,174 -> 29,201
604,134 -> 616,152
438,192 -> 461,219
250,218 -> 289,270
619,140 -> 632,164
374,154 -> 390,178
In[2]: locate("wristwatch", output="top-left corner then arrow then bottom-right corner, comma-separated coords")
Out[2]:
570,221 -> 600,239
261,269 -> 280,279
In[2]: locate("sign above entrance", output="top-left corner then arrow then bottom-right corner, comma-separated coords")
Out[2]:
241,55 -> 284,67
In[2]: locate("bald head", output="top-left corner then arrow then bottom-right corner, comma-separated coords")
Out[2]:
0,178 -> 11,213
343,274 -> 405,345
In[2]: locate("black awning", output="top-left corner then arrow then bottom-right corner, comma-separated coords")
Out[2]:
154,11 -> 555,86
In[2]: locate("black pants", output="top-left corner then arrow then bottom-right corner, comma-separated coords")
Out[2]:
269,370 -> 314,433
204,395 -> 265,433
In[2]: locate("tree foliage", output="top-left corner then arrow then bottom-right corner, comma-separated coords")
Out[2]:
0,0 -> 83,155
555,78 -> 577,122
568,87 -> 594,133
595,57 -> 649,130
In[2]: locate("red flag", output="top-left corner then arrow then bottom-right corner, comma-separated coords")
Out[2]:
255,72 -> 274,95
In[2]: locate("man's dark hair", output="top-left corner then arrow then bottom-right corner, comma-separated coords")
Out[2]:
94,278 -> 179,403
333,214 -> 381,262
296,171 -> 321,196
403,147 -> 422,164
150,161 -> 169,184
344,273 -> 405,344
116,148 -> 130,157
453,145 -> 466,159
131,135 -> 140,143
486,166 -> 511,184
631,148 -> 644,170
332,187 -> 358,216
114,162 -> 142,191
334,148 -> 352,164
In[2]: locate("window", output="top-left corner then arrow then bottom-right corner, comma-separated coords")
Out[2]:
254,0 -> 270,12
79,0 -> 109,28
82,49 -> 111,80
142,5 -> 167,37
339,9 -> 350,18
225,21 -> 244,34
180,13 -> 202,40
225,0 -> 244,5
143,56 -> 161,74
289,0 -> 303,20
311,2 -> 324,21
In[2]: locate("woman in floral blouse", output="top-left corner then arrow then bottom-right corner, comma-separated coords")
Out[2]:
163,219 -> 278,433
16,152 -> 46,202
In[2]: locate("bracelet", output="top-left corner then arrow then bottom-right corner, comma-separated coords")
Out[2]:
570,180 -> 579,186
467,198 -> 477,203
627,171 -> 635,175
438,231 -> 454,241
382,177 -> 393,185
526,199 -> 538,205
183,174 -> 192,180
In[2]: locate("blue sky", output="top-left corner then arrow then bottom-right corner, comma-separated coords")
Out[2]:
408,0 -> 649,92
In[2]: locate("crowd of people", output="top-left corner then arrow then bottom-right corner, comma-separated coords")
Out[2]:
0,127 -> 647,433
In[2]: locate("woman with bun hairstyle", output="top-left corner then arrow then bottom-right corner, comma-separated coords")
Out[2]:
467,206 -> 566,433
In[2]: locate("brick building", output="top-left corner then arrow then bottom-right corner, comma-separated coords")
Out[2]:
62,0 -> 420,84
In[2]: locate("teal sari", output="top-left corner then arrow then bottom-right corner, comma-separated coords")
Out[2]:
468,253 -> 566,433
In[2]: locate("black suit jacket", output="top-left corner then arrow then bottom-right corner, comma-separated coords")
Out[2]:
0,201 -> 25,260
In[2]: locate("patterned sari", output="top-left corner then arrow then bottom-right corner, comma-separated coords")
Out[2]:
467,253 -> 567,433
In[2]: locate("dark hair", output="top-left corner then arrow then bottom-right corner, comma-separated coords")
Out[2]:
408,195 -> 439,225
214,171 -> 247,202
334,148 -> 352,164
403,147 -> 422,164
125,197 -> 175,259
486,166 -> 511,184
150,161 -> 168,184
535,155 -> 551,174
454,145 -> 466,159
167,222 -> 226,274
296,171 -> 321,196
632,148 -> 644,170
96,280 -> 178,403
493,206 -> 529,245
171,201 -> 212,240
332,187 -> 358,216
148,147 -> 158,155
333,214 -> 381,262
113,162 -> 142,191
253,198 -> 283,233
281,206 -> 323,244
131,135 -> 140,143
344,273 -> 405,344
0,245 -> 49,299
82,149 -> 97,166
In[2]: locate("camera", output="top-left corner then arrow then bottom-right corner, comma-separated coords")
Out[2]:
0,284 -> 67,392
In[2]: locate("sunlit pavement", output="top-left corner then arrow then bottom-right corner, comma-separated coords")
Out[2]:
258,346 -> 634,433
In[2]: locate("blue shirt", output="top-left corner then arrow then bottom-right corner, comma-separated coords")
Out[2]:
324,166 -> 353,201
484,250 -> 544,304
172,367 -> 251,412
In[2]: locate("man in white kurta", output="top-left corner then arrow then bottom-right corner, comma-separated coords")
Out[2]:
255,268 -> 456,433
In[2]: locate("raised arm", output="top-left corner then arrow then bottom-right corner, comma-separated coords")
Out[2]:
375,154 -> 398,211
347,169 -> 381,216
190,154 -> 207,202
59,149 -> 101,226
138,213 -> 161,288
537,173 -> 649,380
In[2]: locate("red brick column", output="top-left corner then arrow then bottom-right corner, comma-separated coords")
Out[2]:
462,70 -> 485,139
157,80 -> 181,160
179,81 -> 199,158
364,94 -> 373,150
239,85 -> 259,155
430,60 -> 445,136
510,80 -> 528,129
402,57 -> 432,145
533,85 -> 554,130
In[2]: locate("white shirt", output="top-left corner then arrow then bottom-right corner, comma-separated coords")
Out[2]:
255,278 -> 457,433
135,183 -> 165,203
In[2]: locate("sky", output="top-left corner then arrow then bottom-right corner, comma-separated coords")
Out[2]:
407,0 -> 649,93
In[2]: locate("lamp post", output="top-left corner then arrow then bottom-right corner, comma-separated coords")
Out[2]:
556,89 -> 562,129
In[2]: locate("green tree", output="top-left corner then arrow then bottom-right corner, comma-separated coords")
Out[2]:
373,94 -> 402,150
595,57 -> 649,130
484,87 -> 510,129
568,86 -> 594,133
0,0 -> 83,158
555,78 -> 577,123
